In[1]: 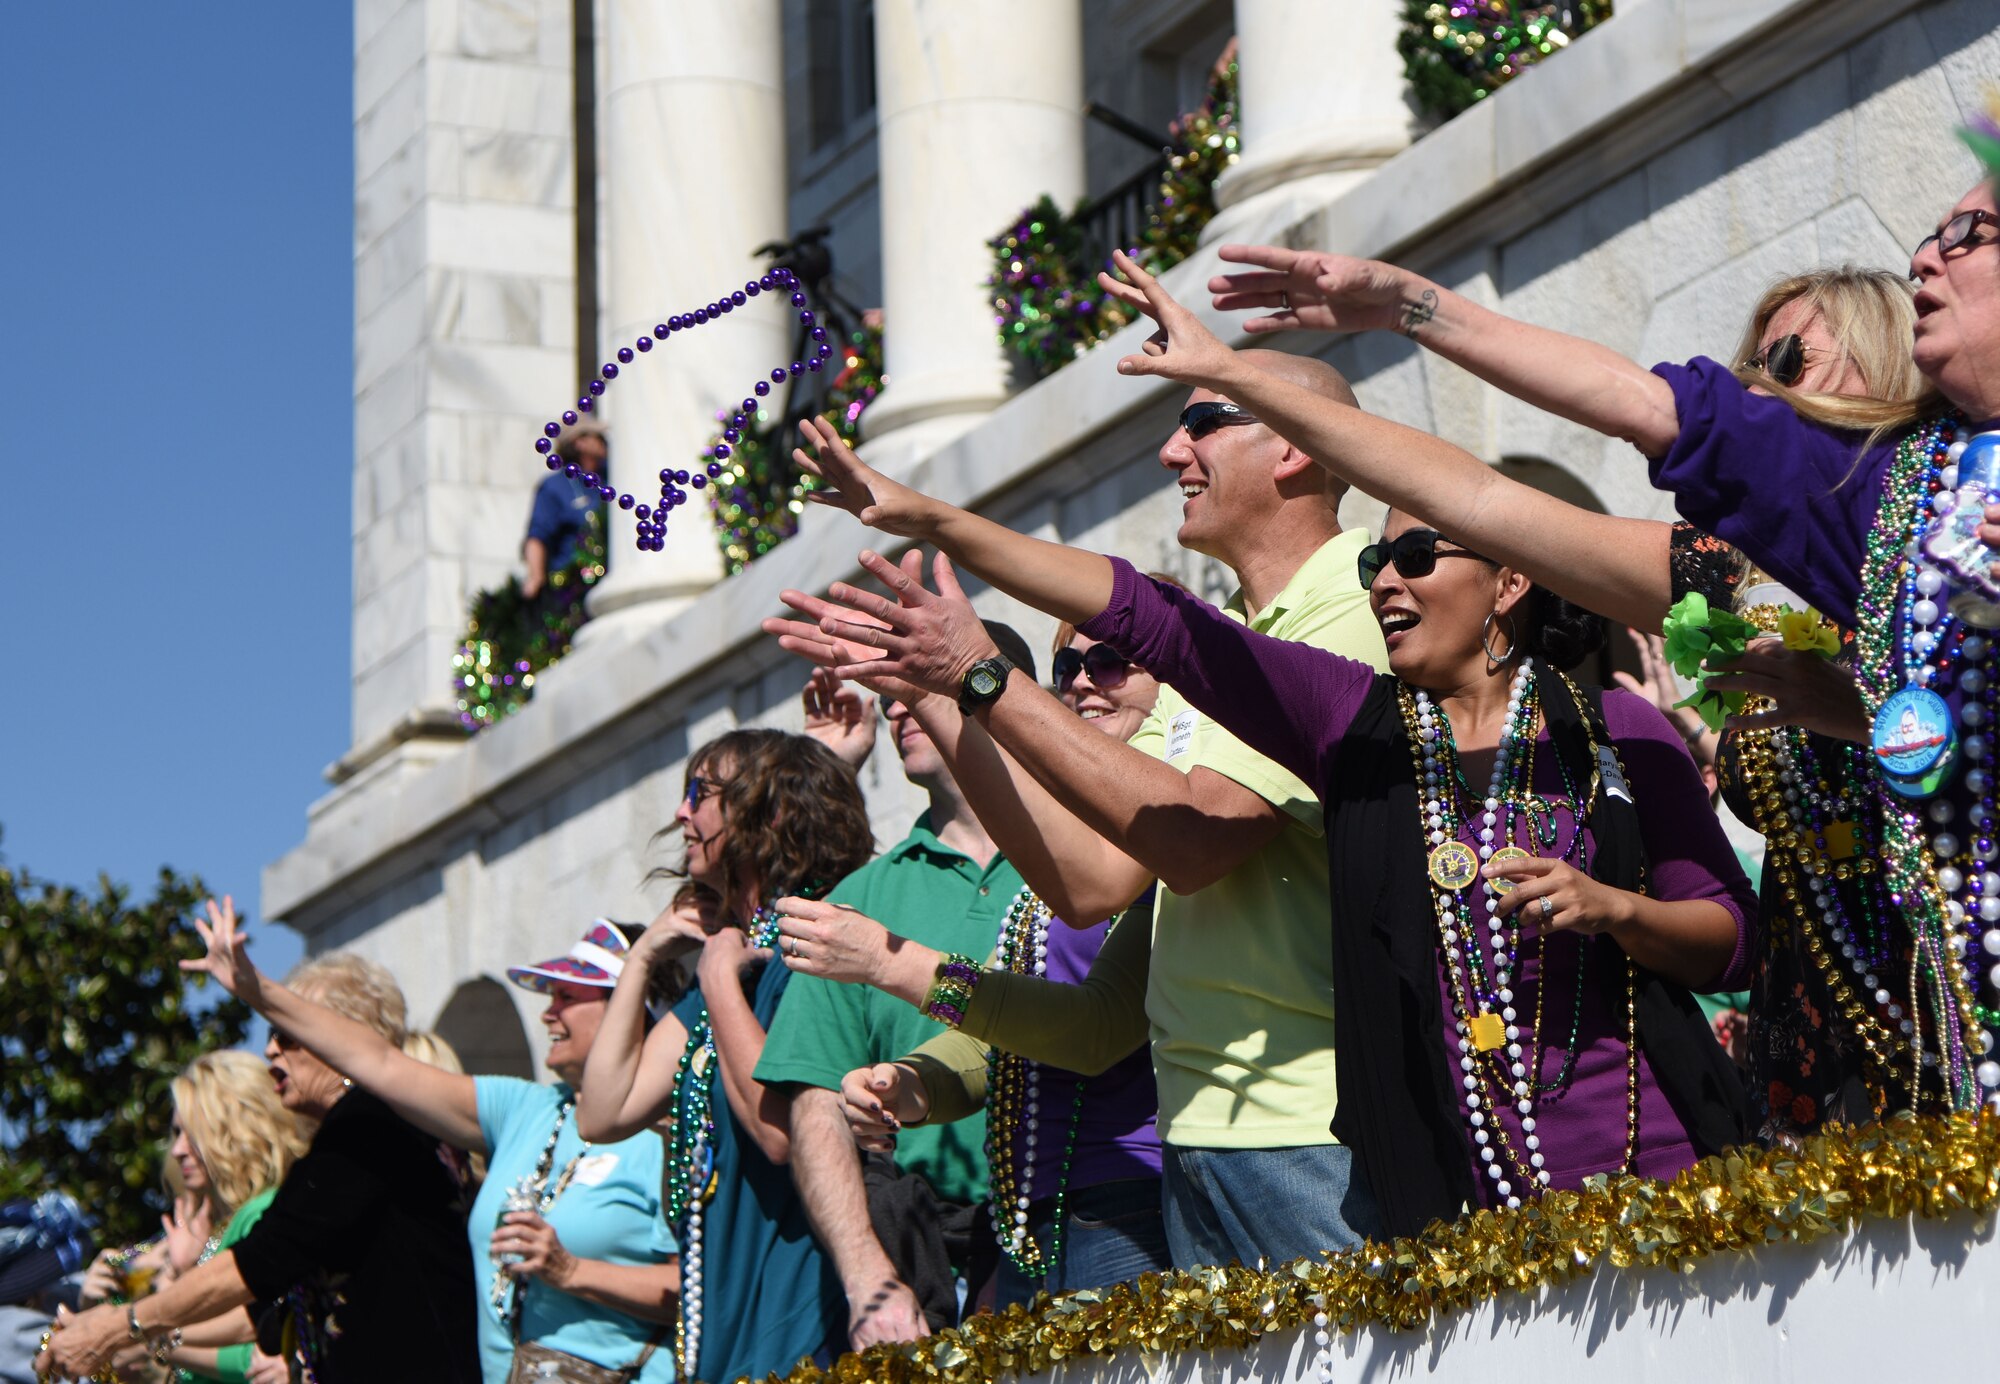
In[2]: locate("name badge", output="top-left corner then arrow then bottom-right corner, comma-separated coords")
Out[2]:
570,1153 -> 621,1187
1165,710 -> 1199,762
1595,745 -> 1633,804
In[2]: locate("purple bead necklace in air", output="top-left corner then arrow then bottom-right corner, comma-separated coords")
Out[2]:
530,266 -> 835,552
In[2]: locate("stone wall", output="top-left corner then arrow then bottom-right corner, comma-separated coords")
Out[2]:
350,0 -> 577,758
285,0 -> 2000,1068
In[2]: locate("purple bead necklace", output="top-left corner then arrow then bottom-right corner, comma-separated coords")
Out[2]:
530,266 -> 835,553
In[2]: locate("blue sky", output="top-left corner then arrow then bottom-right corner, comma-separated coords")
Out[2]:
0,6 -> 355,994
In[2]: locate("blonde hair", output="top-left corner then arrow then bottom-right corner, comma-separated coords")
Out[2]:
285,952 -> 408,1047
401,1030 -> 465,1074
171,1050 -> 307,1215
1726,266 -> 1941,449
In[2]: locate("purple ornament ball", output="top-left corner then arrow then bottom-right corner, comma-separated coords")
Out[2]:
745,280 -> 761,297
691,474 -> 707,490
578,396 -> 594,412
564,463 -> 581,478
789,292 -> 807,307
543,422 -> 561,438
536,437 -> 554,454
653,323 -> 670,339
601,362 -> 619,379
588,380 -> 606,396
562,409 -> 578,426
715,443 -> 732,459
616,347 -> 634,364
636,336 -> 653,352
731,290 -> 747,307
693,308 -> 710,324
618,493 -> 635,510
546,455 -> 564,470
754,381 -> 771,397
706,462 -> 724,478
659,468 -> 676,484
789,362 -> 804,378
758,274 -> 775,290
741,397 -> 756,414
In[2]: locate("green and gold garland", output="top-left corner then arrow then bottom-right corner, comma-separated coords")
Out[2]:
1399,2 -> 1615,123
763,1113 -> 2000,1384
451,512 -> 606,733
703,320 -> 885,575
987,63 -> 1239,381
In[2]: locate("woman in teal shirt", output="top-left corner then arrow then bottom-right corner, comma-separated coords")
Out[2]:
186,906 -> 683,1383
580,729 -> 873,1384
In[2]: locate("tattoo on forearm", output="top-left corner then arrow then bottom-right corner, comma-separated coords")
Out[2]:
1399,289 -> 1437,337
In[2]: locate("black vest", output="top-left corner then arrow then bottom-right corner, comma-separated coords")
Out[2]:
1323,668 -> 1751,1239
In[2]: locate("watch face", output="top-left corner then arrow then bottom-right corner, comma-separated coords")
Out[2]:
970,668 -> 999,696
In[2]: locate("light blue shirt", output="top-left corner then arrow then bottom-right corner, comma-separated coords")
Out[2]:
470,1078 -> 677,1383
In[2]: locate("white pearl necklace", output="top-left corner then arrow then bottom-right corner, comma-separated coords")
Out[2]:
1416,659 -> 1549,1208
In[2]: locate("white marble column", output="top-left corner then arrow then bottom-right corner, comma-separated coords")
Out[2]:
1205,0 -> 1415,243
861,0 -> 1086,461
584,0 -> 788,634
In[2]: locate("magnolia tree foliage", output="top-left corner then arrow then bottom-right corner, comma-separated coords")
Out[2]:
0,845 -> 247,1246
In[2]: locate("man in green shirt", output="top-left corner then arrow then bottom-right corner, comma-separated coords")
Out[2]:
756,626 -> 1034,1348
765,350 -> 1390,1272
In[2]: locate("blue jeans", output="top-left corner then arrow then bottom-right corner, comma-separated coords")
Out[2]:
993,1176 -> 1171,1306
1160,1142 -> 1383,1270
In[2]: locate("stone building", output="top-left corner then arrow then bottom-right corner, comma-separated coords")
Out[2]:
270,0 -> 2000,1075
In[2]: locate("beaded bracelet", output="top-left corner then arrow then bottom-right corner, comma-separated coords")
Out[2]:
922,954 -> 981,1027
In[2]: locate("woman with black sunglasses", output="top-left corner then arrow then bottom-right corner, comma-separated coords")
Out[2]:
771,416 -> 1758,1242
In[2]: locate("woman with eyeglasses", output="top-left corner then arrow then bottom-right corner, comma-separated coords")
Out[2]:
42,948 -> 482,1384
164,908 -> 686,1384
578,729 -> 873,1384
1180,173 -> 2000,1116
774,622 -> 1175,1302
761,383 -> 1760,1239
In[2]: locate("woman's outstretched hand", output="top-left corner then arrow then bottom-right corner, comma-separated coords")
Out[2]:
180,895 -> 264,1009
795,416 -> 940,538
1208,245 -> 1420,336
1096,250 -> 1238,388
1708,637 -> 1869,743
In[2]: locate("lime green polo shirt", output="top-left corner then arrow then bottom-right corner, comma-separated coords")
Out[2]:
1128,528 -> 1387,1148
755,814 -> 1023,1206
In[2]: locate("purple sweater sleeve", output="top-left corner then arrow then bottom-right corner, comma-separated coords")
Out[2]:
1599,688 -> 1759,991
1076,558 -> 1378,787
1648,357 -> 1893,629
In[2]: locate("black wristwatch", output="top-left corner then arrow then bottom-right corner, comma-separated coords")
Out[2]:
957,655 -> 1016,716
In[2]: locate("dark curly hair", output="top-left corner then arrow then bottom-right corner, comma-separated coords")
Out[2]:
1518,586 -> 1605,672
660,729 -> 874,921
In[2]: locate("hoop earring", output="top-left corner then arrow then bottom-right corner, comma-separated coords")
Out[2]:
1482,611 -> 1518,666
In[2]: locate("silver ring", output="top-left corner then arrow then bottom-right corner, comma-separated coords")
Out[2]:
1538,896 -> 1555,920
1279,291 -> 1290,311
784,937 -> 798,958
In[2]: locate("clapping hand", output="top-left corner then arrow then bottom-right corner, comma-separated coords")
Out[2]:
1207,245 -> 1420,336
162,1192 -> 213,1276
767,549 -> 996,704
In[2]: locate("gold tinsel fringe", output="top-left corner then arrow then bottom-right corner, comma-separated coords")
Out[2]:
762,1112 -> 2000,1384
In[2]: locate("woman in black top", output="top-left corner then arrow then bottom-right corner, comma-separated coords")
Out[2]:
41,944 -> 479,1384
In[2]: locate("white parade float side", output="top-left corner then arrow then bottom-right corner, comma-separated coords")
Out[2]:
1017,1212 -> 1997,1383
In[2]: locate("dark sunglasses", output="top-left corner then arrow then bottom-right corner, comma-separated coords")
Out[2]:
684,774 -> 727,808
1179,400 -> 1259,441
1052,644 -> 1133,695
1910,208 -> 2000,281
1356,529 -> 1490,590
1742,333 -> 1813,387
269,1028 -> 303,1052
